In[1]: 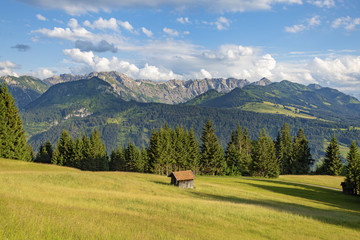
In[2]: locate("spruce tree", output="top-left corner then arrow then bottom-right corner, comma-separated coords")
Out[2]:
0,83 -> 32,161
276,123 -> 293,174
200,120 -> 225,175
292,129 -> 313,174
148,129 -> 163,174
90,129 -> 108,171
80,133 -> 94,170
323,136 -> 343,175
124,142 -> 143,172
187,127 -> 200,174
35,140 -> 53,164
51,130 -> 74,166
251,129 -> 279,178
345,141 -> 360,194
109,146 -> 125,171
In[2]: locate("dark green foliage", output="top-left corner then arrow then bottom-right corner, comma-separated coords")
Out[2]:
200,120 -> 226,175
124,142 -> 145,172
0,83 -> 32,161
225,124 -> 251,176
35,140 -> 53,164
51,130 -> 74,166
323,136 -> 343,175
292,129 -> 313,174
345,141 -> 360,195
109,146 -> 125,171
90,129 -> 108,171
251,129 -> 279,178
276,123 -> 293,174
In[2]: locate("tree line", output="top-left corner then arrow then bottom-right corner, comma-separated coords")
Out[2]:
1,81 -> 359,192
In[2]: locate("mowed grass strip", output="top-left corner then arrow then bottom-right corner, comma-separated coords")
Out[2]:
1,158 -> 360,240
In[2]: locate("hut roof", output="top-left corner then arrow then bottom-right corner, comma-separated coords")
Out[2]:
169,170 -> 195,181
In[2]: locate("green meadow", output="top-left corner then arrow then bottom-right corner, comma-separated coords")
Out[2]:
1,158 -> 360,240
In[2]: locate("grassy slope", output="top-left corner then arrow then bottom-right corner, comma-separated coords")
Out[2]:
1,158 -> 360,240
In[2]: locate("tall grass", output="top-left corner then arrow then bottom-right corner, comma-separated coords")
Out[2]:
1,158 -> 360,239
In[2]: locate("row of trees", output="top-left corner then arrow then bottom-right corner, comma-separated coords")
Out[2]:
0,83 -> 33,161
35,129 -> 108,171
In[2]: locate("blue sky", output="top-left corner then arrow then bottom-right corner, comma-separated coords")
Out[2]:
1,0 -> 360,97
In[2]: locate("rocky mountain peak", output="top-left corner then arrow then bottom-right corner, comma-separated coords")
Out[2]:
251,77 -> 272,86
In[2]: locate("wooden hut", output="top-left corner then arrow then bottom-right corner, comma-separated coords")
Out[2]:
168,170 -> 195,189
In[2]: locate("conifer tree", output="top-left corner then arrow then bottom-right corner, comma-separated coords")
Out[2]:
251,129 -> 279,178
0,83 -> 32,161
90,129 -> 108,171
35,140 -> 53,164
276,123 -> 293,174
187,127 -> 200,174
345,141 -> 360,194
109,146 -> 125,171
200,120 -> 225,175
323,136 -> 343,175
292,129 -> 313,174
148,129 -> 163,174
124,142 -> 143,172
80,133 -> 94,170
73,137 -> 84,169
51,130 -> 74,166
140,144 -> 149,173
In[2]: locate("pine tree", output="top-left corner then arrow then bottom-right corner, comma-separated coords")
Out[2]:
109,146 -> 125,171
345,141 -> 360,195
140,144 -> 149,173
124,142 -> 143,172
90,129 -> 108,171
35,140 -> 53,164
73,137 -> 84,169
292,129 -> 313,174
51,130 -> 74,166
187,127 -> 200,174
251,129 -> 279,178
148,129 -> 163,174
276,123 -> 293,174
200,120 -> 225,175
323,136 -> 343,175
80,133 -> 95,170
0,83 -> 32,161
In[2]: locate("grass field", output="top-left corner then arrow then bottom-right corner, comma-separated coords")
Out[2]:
1,158 -> 360,239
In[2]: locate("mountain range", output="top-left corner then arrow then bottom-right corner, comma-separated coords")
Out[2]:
2,72 -> 360,163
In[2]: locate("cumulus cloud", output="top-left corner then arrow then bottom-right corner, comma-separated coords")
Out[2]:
332,16 -> 360,31
31,68 -> 54,79
16,0 -> 303,15
141,27 -> 153,37
11,44 -> 31,52
75,40 -> 118,53
118,21 -> 134,32
177,17 -> 191,24
214,17 -> 231,30
83,17 -> 119,31
0,61 -> 19,77
62,48 -> 182,80
307,0 -> 335,8
163,27 -> 179,37
33,18 -> 95,41
285,16 -> 321,33
36,13 -> 47,21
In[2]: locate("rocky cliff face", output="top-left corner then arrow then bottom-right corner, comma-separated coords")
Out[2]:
43,71 -> 250,104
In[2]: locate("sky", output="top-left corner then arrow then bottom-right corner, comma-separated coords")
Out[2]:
1,0 -> 360,98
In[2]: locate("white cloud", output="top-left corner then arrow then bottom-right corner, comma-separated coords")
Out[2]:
214,17 -> 231,30
142,27 -> 153,37
118,21 -> 134,32
163,27 -> 179,37
332,16 -> 360,31
62,48 -> 181,80
84,17 -> 119,31
36,14 -> 47,21
285,24 -> 306,33
0,61 -> 19,77
31,68 -> 54,79
33,18 -> 95,41
17,0 -> 303,15
177,17 -> 191,24
285,16 -> 321,33
307,0 -> 335,8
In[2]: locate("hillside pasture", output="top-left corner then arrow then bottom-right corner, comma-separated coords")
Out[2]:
0,158 -> 359,239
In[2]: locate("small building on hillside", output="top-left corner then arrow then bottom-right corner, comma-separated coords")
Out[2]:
168,170 -> 195,189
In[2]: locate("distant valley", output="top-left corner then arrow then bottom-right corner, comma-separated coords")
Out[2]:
2,72 -> 360,163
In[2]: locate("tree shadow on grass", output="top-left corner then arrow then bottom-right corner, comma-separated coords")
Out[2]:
151,180 -> 171,186
189,180 -> 360,231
